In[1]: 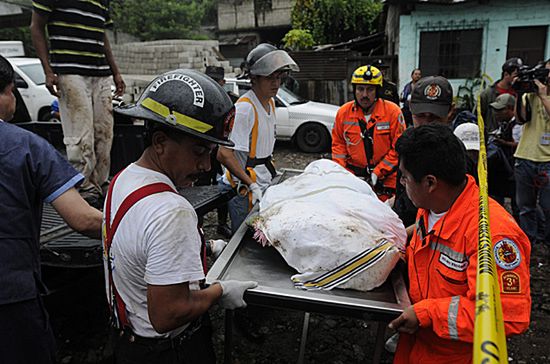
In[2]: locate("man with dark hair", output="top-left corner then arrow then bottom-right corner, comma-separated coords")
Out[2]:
105,69 -> 256,363
0,54 -> 103,364
218,44 -> 299,232
392,76 -> 462,228
389,124 -> 531,364
488,94 -> 519,215
480,57 -> 522,133
332,64 -> 405,201
514,58 -> 550,244
400,68 -> 422,127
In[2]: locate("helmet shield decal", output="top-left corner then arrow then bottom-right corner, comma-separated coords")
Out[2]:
223,106 -> 236,139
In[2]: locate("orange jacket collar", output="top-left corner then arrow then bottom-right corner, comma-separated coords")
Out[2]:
417,175 -> 476,241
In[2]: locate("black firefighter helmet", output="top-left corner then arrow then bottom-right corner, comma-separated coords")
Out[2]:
115,69 -> 235,146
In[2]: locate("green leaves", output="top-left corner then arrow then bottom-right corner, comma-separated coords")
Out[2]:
291,0 -> 383,44
283,29 -> 314,51
111,0 -> 214,41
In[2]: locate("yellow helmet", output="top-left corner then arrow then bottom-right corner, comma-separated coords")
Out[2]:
351,65 -> 383,86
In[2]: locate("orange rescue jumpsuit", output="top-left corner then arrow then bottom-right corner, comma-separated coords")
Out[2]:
394,176 -> 531,364
331,99 -> 405,197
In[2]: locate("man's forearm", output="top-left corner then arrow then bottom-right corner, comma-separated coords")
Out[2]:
103,34 -> 120,75
30,12 -> 52,74
217,147 -> 254,186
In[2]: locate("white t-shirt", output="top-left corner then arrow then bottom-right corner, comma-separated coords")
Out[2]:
222,90 -> 277,190
428,210 -> 447,232
103,163 -> 204,338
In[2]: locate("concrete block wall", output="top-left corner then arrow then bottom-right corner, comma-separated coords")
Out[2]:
112,39 -> 234,76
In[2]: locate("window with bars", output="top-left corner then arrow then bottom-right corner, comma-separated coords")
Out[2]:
419,29 -> 483,79
507,26 -> 548,67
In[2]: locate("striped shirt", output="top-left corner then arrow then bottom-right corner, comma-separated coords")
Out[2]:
32,0 -> 113,76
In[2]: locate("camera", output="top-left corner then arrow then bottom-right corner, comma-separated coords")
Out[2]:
512,64 -> 549,93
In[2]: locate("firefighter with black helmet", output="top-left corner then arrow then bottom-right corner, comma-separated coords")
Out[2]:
103,69 -> 257,364
331,65 -> 406,201
218,43 -> 299,233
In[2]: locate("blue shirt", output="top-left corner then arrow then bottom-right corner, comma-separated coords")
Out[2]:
0,122 -> 83,304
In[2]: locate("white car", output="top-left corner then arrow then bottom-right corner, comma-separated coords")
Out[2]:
224,78 -> 338,153
9,57 -> 56,121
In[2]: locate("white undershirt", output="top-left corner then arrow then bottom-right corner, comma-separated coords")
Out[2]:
428,210 -> 447,232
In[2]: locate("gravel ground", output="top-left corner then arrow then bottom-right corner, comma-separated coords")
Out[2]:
44,141 -> 550,363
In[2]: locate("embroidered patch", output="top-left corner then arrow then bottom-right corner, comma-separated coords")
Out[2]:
501,271 -> 521,294
494,239 -> 521,270
424,84 -> 442,100
439,253 -> 468,271
376,122 -> 390,130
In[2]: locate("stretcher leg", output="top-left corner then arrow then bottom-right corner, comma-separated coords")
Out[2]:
372,321 -> 386,364
224,309 -> 234,364
297,312 -> 310,364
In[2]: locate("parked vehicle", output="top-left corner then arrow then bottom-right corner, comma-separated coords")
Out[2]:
9,57 -> 56,121
224,78 -> 338,153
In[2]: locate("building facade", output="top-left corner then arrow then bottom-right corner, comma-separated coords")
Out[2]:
389,0 -> 550,94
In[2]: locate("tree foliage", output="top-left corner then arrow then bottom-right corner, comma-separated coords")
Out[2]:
111,0 -> 215,41
283,29 -> 314,51
291,0 -> 383,45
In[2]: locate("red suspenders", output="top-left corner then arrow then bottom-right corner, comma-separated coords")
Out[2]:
104,171 -> 176,328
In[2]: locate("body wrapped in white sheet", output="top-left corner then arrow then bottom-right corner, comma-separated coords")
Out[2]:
252,159 -> 407,291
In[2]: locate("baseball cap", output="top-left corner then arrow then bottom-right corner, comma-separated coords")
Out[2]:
502,57 -> 523,73
205,66 -> 225,81
453,123 -> 480,151
490,93 -> 516,110
410,76 -> 453,119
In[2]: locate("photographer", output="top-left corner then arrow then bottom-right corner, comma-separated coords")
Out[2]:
514,59 -> 550,244
480,58 -> 522,133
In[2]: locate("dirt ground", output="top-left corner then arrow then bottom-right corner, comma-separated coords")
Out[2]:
44,141 -> 550,363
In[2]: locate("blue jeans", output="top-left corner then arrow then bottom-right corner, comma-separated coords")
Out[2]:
515,158 -> 550,243
218,181 -> 249,234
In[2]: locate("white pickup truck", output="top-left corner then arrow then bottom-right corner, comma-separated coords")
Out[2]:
9,57 -> 56,121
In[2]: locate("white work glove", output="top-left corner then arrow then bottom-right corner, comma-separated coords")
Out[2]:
371,172 -> 378,186
209,239 -> 227,259
249,183 -> 263,205
217,280 -> 258,309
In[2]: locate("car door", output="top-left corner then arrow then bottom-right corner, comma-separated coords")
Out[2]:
274,96 -> 291,139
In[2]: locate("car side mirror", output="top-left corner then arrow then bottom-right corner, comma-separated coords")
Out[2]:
14,74 -> 28,89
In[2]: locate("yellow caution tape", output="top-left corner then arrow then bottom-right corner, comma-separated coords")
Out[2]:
473,75 -> 507,364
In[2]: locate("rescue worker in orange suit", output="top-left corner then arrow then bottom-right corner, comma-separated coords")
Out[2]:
332,65 -> 405,201
389,124 -> 531,364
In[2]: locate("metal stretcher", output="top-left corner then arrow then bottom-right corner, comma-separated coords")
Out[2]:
206,169 -> 411,364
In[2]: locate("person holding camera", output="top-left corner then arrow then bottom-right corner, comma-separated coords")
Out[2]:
331,65 -> 406,202
514,59 -> 550,244
480,58 -> 522,133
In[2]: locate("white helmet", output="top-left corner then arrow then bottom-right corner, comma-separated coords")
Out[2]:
246,43 -> 299,77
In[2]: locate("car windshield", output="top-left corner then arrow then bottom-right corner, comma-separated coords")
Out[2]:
17,63 -> 46,85
278,86 -> 308,105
